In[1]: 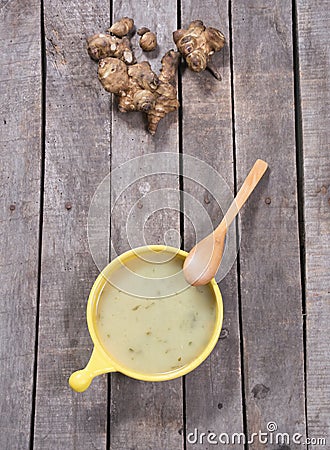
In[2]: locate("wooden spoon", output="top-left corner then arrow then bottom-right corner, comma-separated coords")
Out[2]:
183,159 -> 268,286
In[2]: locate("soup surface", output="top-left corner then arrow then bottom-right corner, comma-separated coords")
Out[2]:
96,249 -> 217,374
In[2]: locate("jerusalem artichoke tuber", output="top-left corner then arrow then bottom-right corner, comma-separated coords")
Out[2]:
108,17 -> 134,37
98,50 -> 180,134
173,20 -> 225,79
139,32 -> 157,52
87,17 -> 226,134
137,27 -> 150,36
87,33 -> 135,64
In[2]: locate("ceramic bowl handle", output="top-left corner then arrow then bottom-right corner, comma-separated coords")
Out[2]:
69,348 -> 116,392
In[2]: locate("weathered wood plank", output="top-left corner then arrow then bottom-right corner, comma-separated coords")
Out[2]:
109,2 -> 183,449
33,2 -> 111,449
180,2 -> 244,448
0,1 -> 42,448
297,1 -> 330,446
232,0 -> 306,445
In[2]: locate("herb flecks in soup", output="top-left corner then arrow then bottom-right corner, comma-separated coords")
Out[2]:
96,249 -> 217,374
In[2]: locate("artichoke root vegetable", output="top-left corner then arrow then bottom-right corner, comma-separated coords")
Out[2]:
137,27 -> 150,36
173,20 -> 225,79
98,50 -> 180,135
139,31 -> 157,52
87,33 -> 135,64
87,17 -> 226,134
108,17 -> 134,37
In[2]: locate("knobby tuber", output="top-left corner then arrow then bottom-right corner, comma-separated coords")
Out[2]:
98,50 -> 180,135
137,27 -> 150,36
87,17 -> 226,134
139,31 -> 157,52
87,33 -> 135,64
108,17 -> 134,37
173,20 -> 225,79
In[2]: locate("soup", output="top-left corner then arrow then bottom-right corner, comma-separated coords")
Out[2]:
96,249 -> 217,375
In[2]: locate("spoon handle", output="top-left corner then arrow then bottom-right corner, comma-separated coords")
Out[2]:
217,159 -> 268,233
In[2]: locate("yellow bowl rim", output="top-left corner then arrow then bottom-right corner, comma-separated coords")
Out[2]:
86,244 -> 223,382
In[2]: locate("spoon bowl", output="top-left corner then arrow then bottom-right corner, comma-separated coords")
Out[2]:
183,159 -> 268,286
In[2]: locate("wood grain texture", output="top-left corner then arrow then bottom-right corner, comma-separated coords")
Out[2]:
0,1 -> 41,448
1,0 -> 327,447
109,2 -> 183,449
180,2 -> 244,449
297,1 -> 330,446
232,0 -> 306,446
33,2 -> 111,449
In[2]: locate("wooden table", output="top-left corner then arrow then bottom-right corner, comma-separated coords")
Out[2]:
1,1 -> 329,449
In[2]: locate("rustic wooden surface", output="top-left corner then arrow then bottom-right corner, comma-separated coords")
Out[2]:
297,1 -> 330,448
0,1 -> 42,449
181,2 -> 244,449
33,2 -> 110,449
109,2 -> 183,450
232,1 -> 307,445
0,0 -> 329,449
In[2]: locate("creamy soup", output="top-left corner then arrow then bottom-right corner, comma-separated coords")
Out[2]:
96,249 -> 217,375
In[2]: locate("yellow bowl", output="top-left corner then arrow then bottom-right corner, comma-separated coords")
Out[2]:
69,245 -> 223,392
